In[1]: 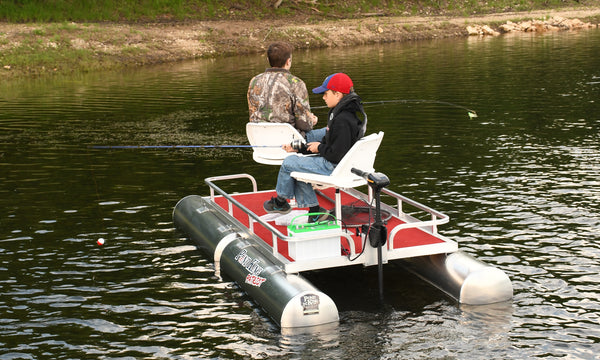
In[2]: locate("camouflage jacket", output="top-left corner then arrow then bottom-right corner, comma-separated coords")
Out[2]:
247,68 -> 314,134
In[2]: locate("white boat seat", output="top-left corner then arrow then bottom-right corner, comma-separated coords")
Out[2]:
290,131 -> 384,221
246,122 -> 305,165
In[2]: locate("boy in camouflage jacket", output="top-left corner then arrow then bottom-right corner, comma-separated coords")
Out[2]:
247,42 -> 325,142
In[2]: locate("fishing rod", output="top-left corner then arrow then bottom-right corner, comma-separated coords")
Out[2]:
92,99 -> 477,150
89,144 -> 281,149
312,99 -> 478,118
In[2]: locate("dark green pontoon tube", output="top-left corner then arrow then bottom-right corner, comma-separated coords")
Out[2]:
173,195 -> 339,328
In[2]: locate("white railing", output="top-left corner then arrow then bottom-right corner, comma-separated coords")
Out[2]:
203,174 -> 452,270
204,174 -> 356,262
380,187 -> 450,249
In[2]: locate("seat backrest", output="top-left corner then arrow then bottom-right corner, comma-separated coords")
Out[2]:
330,131 -> 384,178
246,122 -> 304,165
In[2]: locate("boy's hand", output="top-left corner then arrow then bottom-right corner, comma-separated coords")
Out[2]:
306,142 -> 320,153
282,143 -> 296,152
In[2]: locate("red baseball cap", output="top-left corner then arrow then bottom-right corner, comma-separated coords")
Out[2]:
312,73 -> 353,94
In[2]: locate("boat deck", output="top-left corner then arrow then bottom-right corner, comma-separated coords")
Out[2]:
207,174 -> 458,273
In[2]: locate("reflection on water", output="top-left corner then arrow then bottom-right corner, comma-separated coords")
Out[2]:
1,29 -> 600,359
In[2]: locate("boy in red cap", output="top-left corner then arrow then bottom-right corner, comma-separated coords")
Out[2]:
264,72 -> 367,223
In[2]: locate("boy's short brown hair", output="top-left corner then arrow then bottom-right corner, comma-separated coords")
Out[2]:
267,42 -> 293,68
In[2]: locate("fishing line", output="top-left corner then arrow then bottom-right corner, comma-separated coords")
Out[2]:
85,145 -> 110,250
312,99 -> 478,118
89,144 -> 281,149
92,99 -> 476,149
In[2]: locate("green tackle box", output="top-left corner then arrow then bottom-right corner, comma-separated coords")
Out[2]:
287,213 -> 341,261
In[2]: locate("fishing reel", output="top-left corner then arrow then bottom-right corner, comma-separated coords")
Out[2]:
290,138 -> 307,152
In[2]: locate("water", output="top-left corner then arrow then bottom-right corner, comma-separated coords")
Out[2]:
1,29 -> 599,359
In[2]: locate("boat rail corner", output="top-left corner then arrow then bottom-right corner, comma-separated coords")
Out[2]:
378,187 -> 451,246
205,173 -> 258,199
204,174 -> 358,265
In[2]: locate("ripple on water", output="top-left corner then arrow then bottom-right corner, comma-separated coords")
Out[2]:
2,31 -> 600,359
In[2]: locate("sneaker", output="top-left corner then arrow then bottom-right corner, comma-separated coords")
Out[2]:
263,196 -> 291,214
308,208 -> 334,223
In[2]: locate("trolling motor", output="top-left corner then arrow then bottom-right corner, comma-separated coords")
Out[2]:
351,168 -> 390,247
351,167 -> 390,301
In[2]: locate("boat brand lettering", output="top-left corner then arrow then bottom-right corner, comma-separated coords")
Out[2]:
235,249 -> 267,287
245,274 -> 267,287
301,294 -> 320,315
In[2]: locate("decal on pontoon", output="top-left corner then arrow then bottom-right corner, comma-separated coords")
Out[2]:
235,249 -> 267,287
301,294 -> 320,315
245,274 -> 267,287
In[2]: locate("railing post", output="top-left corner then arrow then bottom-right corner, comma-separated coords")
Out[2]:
272,234 -> 278,255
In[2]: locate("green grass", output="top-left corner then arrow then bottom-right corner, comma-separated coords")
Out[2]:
0,0 -> 592,23
2,39 -> 98,74
0,22 -> 136,77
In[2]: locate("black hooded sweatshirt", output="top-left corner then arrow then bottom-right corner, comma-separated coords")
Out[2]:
316,92 -> 365,164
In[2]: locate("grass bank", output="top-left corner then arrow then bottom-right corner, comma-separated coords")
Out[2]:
1,1 -> 599,80
0,0 -> 593,22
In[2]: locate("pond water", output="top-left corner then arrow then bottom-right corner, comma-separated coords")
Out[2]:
1,28 -> 599,359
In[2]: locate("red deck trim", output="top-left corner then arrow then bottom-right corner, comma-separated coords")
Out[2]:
213,188 -> 444,261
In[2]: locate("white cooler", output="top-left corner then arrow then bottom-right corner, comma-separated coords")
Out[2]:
287,215 -> 341,261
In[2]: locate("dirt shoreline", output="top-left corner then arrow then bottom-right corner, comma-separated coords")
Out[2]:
1,7 -> 599,79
